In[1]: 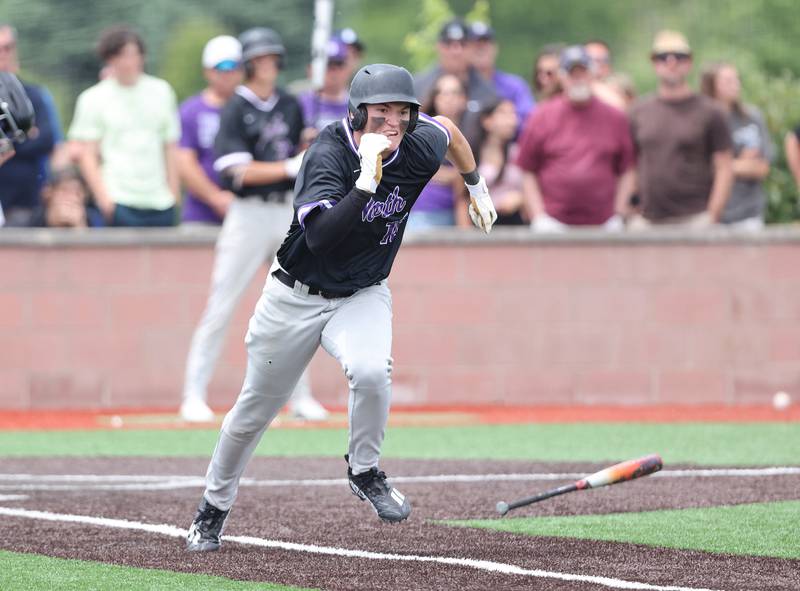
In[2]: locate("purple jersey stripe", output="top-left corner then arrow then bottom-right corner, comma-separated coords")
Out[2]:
298,199 -> 334,228
341,117 -> 359,155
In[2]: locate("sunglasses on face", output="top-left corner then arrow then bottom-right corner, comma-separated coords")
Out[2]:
652,52 -> 691,63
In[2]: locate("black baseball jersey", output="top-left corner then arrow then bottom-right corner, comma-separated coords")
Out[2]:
213,85 -> 303,200
276,114 -> 451,291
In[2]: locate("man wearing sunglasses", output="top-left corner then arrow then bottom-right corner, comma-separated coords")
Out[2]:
626,30 -> 733,229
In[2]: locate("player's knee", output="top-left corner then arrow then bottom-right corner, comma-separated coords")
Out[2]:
346,356 -> 392,391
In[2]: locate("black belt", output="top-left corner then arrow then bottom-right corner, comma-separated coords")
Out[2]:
272,268 -> 359,299
241,192 -> 288,203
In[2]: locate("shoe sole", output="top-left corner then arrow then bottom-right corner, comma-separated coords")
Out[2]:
186,540 -> 221,552
349,481 -> 410,523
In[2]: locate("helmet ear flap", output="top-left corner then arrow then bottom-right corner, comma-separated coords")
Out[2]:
350,104 -> 368,131
406,105 -> 419,134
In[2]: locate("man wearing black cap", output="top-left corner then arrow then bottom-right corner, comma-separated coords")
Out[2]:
516,45 -> 635,232
414,18 -> 496,143
467,21 -> 535,128
181,26 -> 329,425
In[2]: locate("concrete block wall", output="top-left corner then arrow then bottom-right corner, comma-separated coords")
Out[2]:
1,227 -> 799,410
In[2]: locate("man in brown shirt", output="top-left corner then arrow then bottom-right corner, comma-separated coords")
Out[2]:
626,31 -> 733,228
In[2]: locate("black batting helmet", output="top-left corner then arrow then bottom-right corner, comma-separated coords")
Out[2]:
239,27 -> 285,75
348,64 -> 421,133
0,71 -> 34,146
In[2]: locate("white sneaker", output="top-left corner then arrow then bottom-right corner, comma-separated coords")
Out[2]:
289,396 -> 329,421
180,398 -> 215,423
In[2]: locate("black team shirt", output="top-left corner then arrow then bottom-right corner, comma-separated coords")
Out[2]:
213,85 -> 303,200
276,114 -> 451,292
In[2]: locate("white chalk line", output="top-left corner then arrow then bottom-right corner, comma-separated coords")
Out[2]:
0,506 -> 721,591
0,466 -> 797,492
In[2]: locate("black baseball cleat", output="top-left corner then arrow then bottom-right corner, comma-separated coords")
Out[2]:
345,454 -> 411,523
186,497 -> 230,552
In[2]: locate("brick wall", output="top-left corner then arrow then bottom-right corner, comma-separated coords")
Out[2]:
2,227 -> 799,410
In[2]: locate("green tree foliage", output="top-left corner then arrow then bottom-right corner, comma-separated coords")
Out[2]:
0,0 -> 314,124
158,18 -> 232,102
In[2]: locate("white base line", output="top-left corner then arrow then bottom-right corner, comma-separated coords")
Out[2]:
0,467 -> 797,492
0,506 -> 720,591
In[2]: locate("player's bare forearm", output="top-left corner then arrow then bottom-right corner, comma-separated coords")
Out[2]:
707,150 -> 734,222
434,115 -> 476,174
240,160 -> 293,186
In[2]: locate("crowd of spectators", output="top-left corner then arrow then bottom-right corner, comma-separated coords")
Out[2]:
0,18 -> 793,233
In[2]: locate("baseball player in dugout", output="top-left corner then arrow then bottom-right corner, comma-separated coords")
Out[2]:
180,27 -> 329,423
186,63 -> 497,551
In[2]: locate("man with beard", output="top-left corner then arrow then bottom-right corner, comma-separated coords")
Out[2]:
516,45 -> 635,231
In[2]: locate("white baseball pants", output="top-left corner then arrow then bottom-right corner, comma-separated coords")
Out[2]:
182,197 -> 314,408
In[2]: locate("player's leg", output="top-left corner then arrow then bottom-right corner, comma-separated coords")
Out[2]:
188,275 -> 328,551
203,273 -> 327,511
320,282 -> 410,522
263,199 -> 329,422
181,198 -> 277,421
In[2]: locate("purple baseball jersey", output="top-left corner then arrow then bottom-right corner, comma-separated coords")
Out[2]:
298,90 -> 349,132
179,94 -> 224,223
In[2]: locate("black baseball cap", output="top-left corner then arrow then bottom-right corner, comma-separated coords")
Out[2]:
439,18 -> 468,43
468,21 -> 495,41
560,45 -> 591,71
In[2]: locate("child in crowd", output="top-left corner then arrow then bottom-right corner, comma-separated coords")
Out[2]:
32,165 -> 104,228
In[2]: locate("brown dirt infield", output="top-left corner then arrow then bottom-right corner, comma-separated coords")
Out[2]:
1,457 -> 799,590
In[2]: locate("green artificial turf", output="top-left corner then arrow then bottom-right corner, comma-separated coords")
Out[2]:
1,423 -> 799,466
0,549 -> 310,591
444,500 -> 800,559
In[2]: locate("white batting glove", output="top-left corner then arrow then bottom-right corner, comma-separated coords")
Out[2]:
531,212 -> 567,233
284,150 -> 306,179
465,176 -> 497,234
355,133 -> 391,193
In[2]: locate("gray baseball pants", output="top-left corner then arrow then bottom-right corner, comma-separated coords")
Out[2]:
203,266 -> 393,511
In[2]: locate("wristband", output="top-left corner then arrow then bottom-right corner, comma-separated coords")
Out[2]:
461,169 -> 480,186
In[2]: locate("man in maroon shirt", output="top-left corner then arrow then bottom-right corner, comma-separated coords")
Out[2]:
516,45 -> 635,231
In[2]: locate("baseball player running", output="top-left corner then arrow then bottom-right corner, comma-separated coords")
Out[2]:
180,27 -> 328,424
187,63 -> 497,551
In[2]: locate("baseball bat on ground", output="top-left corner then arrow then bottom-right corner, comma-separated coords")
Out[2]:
496,453 -> 663,516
